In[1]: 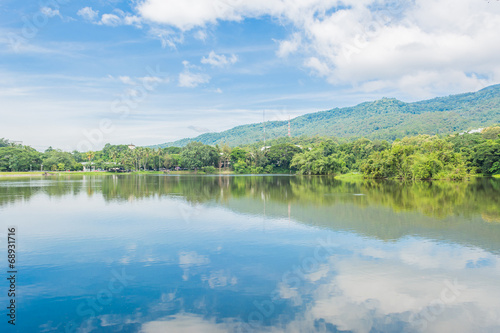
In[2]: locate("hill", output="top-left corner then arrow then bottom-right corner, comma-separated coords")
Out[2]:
152,84 -> 500,147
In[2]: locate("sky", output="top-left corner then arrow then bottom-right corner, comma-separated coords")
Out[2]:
1,0 -> 500,151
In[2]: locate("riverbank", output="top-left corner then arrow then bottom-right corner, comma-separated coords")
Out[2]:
0,170 -> 236,177
1,171 -> 498,179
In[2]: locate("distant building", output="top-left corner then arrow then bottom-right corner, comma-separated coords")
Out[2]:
128,144 -> 136,150
260,146 -> 271,151
459,128 -> 483,135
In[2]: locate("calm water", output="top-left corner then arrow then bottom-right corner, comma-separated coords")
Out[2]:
1,175 -> 500,333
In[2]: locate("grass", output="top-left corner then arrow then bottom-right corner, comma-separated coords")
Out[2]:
0,171 -> 117,177
335,172 -> 364,181
3,170 -> 496,178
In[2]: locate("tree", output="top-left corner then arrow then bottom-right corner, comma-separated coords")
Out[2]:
86,151 -> 95,170
266,144 -> 302,169
164,153 -> 181,169
0,147 -> 42,171
230,147 -> 248,164
180,142 -> 219,170
482,126 -> 500,140
473,141 -> 500,175
0,138 -> 10,148
43,150 -> 78,171
291,149 -> 344,175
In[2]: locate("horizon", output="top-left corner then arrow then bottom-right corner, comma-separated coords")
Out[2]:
2,0 -> 500,151
10,83 -> 498,153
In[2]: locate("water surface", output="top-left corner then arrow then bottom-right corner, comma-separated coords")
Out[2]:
1,175 -> 500,332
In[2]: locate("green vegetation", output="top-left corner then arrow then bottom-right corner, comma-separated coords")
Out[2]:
1,126 -> 499,179
152,84 -> 500,148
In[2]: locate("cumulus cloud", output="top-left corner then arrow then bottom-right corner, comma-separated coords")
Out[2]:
77,7 -> 99,21
201,51 -> 238,67
135,0 -> 500,97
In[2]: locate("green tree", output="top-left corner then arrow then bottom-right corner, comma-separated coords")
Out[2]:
180,142 -> 219,170
473,141 -> 500,175
266,143 -> 302,169
230,147 -> 248,164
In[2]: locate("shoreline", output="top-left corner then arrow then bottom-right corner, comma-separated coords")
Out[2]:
0,171 -> 499,179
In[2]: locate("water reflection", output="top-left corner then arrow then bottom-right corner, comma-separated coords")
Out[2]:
1,175 -> 499,218
0,175 -> 499,332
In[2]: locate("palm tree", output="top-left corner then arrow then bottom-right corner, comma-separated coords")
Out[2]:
155,149 -> 162,170
86,151 -> 95,171
110,150 -> 118,165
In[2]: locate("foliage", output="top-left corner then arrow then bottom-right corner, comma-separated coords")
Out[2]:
265,143 -> 302,169
180,142 -> 219,170
230,147 -> 248,164
473,140 -> 500,175
361,135 -> 468,180
201,166 -> 217,174
0,146 -> 42,171
1,125 -> 498,178
152,84 -> 500,147
291,148 -> 345,175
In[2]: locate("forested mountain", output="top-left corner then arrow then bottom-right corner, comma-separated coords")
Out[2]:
154,84 -> 500,147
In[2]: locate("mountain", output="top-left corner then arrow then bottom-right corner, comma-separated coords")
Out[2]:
153,84 -> 500,147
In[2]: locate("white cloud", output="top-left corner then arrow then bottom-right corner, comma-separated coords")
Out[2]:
148,27 -> 183,49
201,51 -> 237,67
77,8 -> 142,27
193,30 -> 207,41
178,72 -> 210,88
77,7 -> 99,21
100,13 -> 122,26
123,15 -> 142,26
118,76 -> 135,85
178,61 -> 210,88
135,0 -> 500,97
137,0 -> 244,31
41,7 -> 61,18
276,32 -> 301,58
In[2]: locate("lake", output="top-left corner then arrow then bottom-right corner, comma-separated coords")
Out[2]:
1,175 -> 500,332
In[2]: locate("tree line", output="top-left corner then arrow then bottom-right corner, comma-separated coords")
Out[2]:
1,125 -> 499,179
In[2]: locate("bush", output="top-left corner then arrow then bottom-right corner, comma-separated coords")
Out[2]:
233,160 -> 249,174
250,166 -> 264,174
201,166 -> 217,174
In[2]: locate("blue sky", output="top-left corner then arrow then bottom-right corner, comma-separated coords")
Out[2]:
1,0 -> 500,151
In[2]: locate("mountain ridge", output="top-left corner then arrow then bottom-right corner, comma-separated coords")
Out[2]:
152,84 -> 500,147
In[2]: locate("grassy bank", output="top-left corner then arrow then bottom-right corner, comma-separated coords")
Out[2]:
335,172 -> 364,181
0,170 -> 235,177
2,171 -> 498,179
0,171 -> 117,177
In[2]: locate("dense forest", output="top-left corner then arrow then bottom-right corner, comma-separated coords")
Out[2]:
153,84 -> 500,148
1,125 -> 499,180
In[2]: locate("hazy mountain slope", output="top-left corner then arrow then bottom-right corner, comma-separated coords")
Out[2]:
153,84 -> 500,147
